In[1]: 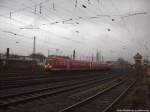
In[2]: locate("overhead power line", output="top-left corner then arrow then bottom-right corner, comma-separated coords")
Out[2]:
0,0 -> 49,16
121,12 -> 149,19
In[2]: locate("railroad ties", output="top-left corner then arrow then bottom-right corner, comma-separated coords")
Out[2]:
59,78 -> 136,112
0,72 -> 136,112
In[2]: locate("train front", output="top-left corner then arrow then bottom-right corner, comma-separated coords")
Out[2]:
44,59 -> 52,72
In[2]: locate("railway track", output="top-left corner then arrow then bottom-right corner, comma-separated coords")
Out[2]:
0,75 -> 120,109
59,78 -> 136,112
1,74 -> 114,96
0,71 -> 111,79
1,72 -> 112,90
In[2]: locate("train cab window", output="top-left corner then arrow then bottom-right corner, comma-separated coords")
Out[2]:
46,59 -> 52,64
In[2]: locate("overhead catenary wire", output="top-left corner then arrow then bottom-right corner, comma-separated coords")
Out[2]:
0,1 -> 143,34
0,9 -> 86,45
0,0 -> 49,16
1,0 -> 131,47
0,0 -> 149,58
1,29 -> 77,53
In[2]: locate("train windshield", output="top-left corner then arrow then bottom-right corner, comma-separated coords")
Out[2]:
46,59 -> 52,65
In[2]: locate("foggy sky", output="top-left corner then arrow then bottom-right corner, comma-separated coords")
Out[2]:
0,0 -> 150,62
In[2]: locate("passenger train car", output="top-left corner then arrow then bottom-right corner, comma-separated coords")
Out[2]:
44,56 -> 112,72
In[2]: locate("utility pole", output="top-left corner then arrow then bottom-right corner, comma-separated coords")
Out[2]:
99,49 -> 102,63
6,48 -> 10,60
9,12 -> 12,19
40,3 -> 42,14
6,48 -> 10,67
33,36 -> 36,55
91,48 -> 94,62
34,5 -> 37,14
53,2 -> 55,10
75,0 -> 78,8
96,50 -> 99,62
48,49 -> 50,57
102,56 -> 104,63
73,50 -> 76,60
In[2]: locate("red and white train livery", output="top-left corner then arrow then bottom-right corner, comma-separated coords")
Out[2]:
44,56 -> 111,71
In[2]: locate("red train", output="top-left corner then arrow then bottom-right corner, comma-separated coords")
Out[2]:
44,56 -> 112,72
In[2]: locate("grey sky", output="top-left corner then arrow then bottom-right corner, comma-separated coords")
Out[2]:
0,0 -> 150,62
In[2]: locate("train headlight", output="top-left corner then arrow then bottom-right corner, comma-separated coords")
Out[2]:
44,65 -> 47,68
49,65 -> 52,68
